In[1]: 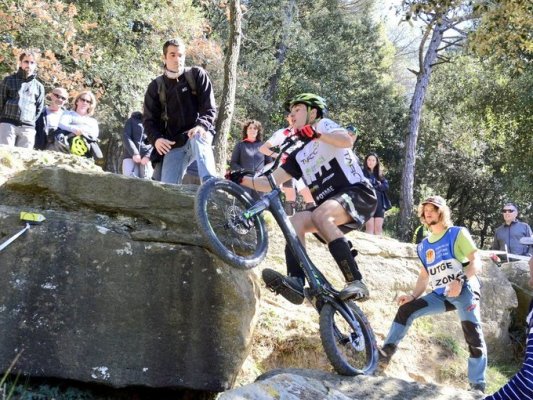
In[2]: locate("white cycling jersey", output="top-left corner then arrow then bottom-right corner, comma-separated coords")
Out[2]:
282,118 -> 369,204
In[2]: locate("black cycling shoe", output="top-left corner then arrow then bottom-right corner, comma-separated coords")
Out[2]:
262,268 -> 305,305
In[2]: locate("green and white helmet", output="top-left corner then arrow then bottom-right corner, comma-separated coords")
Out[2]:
286,93 -> 327,116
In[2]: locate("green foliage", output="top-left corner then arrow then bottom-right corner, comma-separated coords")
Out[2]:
416,54 -> 532,246
434,333 -> 468,357
468,0 -> 532,74
485,361 -> 522,394
225,0 -> 407,204
0,0 -> 221,170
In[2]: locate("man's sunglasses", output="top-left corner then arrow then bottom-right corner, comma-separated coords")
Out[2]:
52,93 -> 67,101
502,209 -> 515,213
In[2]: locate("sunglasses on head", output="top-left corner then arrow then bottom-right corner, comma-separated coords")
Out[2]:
52,93 -> 67,101
79,97 -> 92,104
502,209 -> 515,213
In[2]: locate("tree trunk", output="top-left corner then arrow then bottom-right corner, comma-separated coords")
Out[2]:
103,135 -> 122,173
266,0 -> 296,102
398,21 -> 445,241
213,0 -> 242,174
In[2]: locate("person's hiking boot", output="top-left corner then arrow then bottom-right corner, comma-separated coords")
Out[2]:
262,268 -> 305,305
469,383 -> 485,394
377,343 -> 397,372
339,280 -> 369,301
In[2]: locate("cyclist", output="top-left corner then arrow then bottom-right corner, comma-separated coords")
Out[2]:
232,93 -> 377,304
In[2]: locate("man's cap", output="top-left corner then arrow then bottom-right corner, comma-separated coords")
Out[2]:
502,202 -> 518,212
520,236 -> 533,245
421,195 -> 447,209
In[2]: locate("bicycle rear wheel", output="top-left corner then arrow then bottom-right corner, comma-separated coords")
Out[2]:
194,178 -> 268,269
319,300 -> 378,376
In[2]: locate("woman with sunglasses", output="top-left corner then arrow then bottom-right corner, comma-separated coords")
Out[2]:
57,90 -> 100,158
35,87 -> 68,150
58,90 -> 99,141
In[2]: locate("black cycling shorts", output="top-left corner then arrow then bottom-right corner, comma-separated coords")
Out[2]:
282,179 -> 295,189
330,183 -> 377,227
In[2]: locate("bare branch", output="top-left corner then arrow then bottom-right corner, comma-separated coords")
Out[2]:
417,13 -> 439,72
430,59 -> 452,68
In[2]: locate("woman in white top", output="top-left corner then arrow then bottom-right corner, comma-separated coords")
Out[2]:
59,90 -> 99,140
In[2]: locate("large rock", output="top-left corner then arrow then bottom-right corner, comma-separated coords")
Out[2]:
0,147 -> 260,391
500,261 -> 532,326
219,368 -> 483,400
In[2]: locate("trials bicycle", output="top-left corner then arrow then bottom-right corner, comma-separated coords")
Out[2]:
194,139 -> 378,376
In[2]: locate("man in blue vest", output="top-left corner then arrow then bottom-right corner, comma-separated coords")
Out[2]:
378,195 -> 487,393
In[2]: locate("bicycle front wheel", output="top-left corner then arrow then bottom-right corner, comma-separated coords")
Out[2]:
319,300 -> 378,376
194,178 -> 268,269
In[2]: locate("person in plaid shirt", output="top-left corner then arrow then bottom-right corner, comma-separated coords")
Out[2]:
0,50 -> 45,148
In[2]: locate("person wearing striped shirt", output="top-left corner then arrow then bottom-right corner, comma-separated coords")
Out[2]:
484,240 -> 533,400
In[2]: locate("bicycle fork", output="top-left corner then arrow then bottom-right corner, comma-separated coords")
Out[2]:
324,297 -> 365,351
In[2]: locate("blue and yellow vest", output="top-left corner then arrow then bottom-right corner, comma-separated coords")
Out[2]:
417,226 -> 466,295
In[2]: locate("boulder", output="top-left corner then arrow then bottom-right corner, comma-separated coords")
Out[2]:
219,368 -> 483,400
0,147 -> 260,391
500,261 -> 532,327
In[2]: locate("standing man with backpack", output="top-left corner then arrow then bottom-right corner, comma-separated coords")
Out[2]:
143,38 -> 217,184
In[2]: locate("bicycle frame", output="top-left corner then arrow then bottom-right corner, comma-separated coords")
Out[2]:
241,145 -> 358,321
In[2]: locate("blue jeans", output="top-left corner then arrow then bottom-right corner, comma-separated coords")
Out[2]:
161,133 -> 216,184
383,282 -> 487,385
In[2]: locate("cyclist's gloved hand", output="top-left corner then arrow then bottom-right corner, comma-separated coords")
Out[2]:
297,124 -> 321,139
225,169 -> 251,184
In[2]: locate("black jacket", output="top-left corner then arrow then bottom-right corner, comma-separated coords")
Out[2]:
230,140 -> 270,172
122,111 -> 153,159
143,67 -> 217,149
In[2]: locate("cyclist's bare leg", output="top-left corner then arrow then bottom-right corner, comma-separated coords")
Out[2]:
310,200 -> 368,299
310,200 -> 353,243
289,211 -> 316,246
373,217 -> 384,235
365,217 -> 375,234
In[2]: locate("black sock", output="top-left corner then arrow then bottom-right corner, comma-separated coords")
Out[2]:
328,237 -> 362,281
285,244 -> 305,281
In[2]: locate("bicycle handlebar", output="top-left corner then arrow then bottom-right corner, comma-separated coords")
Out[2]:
259,134 -> 308,189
